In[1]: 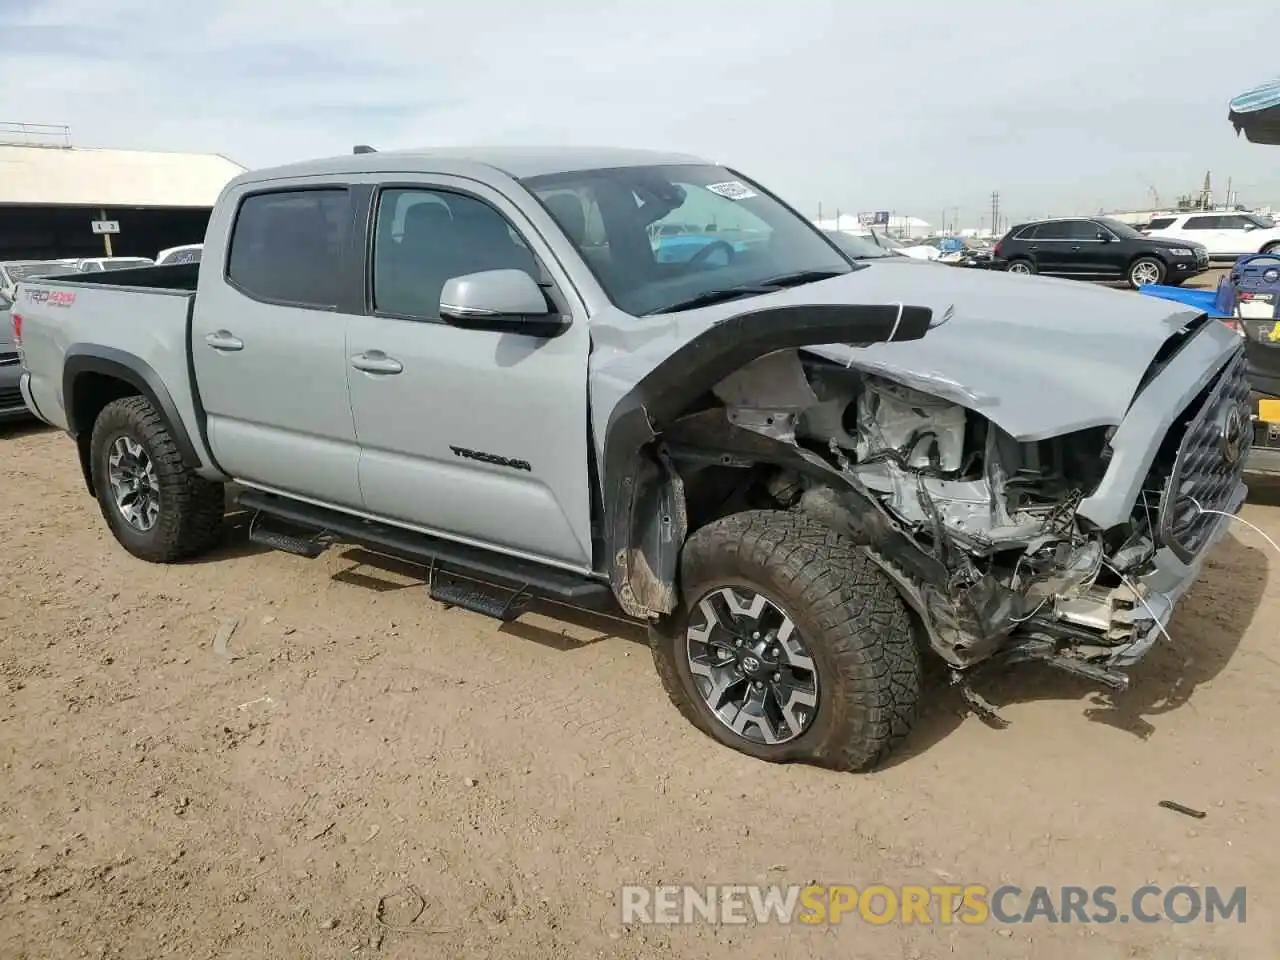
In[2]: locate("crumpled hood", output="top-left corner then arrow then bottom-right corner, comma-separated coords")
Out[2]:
589,263 -> 1223,451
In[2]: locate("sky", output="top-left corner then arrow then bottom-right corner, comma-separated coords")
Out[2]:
3,0 -> 1280,229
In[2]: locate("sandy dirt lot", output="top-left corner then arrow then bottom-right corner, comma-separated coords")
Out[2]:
2,421 -> 1279,959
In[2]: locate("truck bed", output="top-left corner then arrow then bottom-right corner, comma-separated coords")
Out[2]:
16,264 -> 214,471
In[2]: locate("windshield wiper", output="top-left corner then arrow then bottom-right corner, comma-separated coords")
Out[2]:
648,269 -> 849,316
754,268 -> 850,288
647,285 -> 779,315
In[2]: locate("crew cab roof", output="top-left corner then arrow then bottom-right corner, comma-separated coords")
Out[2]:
228,146 -> 709,188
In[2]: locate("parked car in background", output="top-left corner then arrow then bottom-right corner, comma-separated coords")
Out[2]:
822,229 -> 912,260
993,217 -> 1209,289
1143,212 -> 1280,262
75,257 -> 156,273
867,229 -> 941,260
155,244 -> 203,266
1,259 -> 78,301
1,287 -> 28,421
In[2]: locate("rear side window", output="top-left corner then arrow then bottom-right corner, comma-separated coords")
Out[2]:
1183,216 -> 1219,230
1035,222 -> 1073,240
1012,224 -> 1039,240
1146,217 -> 1175,230
227,189 -> 350,307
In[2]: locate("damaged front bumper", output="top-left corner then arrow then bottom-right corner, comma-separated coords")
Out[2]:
1038,481 -> 1244,669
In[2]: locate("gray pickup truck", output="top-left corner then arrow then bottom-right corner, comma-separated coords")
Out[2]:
11,147 -> 1251,771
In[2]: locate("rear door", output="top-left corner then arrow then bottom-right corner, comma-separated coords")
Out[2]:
1030,221 -> 1076,274
344,176 -> 595,571
190,185 -> 364,508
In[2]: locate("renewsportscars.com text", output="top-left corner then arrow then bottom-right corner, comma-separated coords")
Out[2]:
620,884 -> 1247,926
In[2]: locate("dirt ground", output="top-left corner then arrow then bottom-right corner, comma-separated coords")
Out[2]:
2,419 -> 1279,959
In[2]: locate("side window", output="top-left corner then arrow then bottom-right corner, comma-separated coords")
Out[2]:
1183,216 -> 1218,230
1013,224 -> 1040,240
227,188 -> 349,308
1218,215 -> 1250,230
1035,222 -> 1071,240
371,187 -> 540,320
1146,217 -> 1175,230
1065,221 -> 1101,240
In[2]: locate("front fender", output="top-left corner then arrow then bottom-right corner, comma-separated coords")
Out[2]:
595,302 -> 934,618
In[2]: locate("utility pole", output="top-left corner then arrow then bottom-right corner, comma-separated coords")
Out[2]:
990,191 -> 1000,239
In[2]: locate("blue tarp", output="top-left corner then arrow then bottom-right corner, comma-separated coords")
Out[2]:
1230,77 -> 1280,115
1137,284 -> 1228,318
1229,77 -> 1280,144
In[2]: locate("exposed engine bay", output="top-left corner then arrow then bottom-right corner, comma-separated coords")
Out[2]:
683,348 -> 1183,677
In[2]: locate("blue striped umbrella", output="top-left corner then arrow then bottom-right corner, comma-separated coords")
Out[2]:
1229,77 -> 1280,144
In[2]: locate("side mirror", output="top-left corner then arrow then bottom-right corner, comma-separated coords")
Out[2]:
1242,223 -> 1257,231
438,269 -> 568,338
1096,231 -> 1112,242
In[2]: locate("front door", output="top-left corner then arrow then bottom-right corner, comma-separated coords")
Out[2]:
191,186 -> 363,508
1179,214 -> 1228,256
345,177 -> 595,571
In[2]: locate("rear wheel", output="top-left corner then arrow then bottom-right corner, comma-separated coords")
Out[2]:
1005,258 -> 1035,276
651,510 -> 922,772
90,396 -> 225,563
1128,257 -> 1165,288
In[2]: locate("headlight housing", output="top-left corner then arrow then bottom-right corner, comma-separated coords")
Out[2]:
1167,247 -> 1194,257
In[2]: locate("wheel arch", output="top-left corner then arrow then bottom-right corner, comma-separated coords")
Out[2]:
596,302 -> 939,620
63,347 -> 201,496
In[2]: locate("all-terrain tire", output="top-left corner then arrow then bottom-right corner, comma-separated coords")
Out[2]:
90,396 -> 225,563
651,510 -> 922,772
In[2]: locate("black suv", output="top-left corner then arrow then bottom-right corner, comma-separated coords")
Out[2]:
993,217 -> 1209,289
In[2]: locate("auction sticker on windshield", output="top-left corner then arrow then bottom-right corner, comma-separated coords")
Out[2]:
706,181 -> 758,200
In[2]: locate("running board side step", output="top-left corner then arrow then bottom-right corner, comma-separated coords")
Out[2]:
237,489 -> 617,616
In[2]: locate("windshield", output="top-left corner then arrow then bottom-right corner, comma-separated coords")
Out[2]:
1096,218 -> 1144,240
824,230 -> 895,259
99,258 -> 154,271
1,261 -> 77,284
523,163 -> 851,316
157,248 -> 201,265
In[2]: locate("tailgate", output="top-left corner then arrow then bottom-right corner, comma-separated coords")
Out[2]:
16,278 -> 197,435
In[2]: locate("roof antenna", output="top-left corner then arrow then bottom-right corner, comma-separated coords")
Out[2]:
353,144 -> 377,154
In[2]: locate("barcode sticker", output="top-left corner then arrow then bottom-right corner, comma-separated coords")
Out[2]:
706,181 -> 758,201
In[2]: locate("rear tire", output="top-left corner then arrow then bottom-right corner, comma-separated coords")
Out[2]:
651,510 -> 922,772
89,396 -> 225,563
1005,258 -> 1035,276
1128,257 -> 1165,288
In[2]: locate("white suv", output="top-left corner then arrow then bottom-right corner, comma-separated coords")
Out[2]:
1144,212 -> 1280,261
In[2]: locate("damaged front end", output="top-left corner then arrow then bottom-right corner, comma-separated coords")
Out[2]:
601,302 -> 1251,692
678,336 -> 1250,689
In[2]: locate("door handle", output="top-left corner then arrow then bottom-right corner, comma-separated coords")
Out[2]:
204,330 -> 244,351
351,351 -> 403,375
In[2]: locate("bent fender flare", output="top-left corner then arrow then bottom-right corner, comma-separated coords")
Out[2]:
63,346 -> 203,493
599,302 -> 934,619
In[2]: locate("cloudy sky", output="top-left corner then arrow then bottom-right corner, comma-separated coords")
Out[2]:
4,0 -> 1279,227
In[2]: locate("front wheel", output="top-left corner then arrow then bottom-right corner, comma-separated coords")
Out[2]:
90,395 -> 226,563
651,511 -> 922,772
1128,257 -> 1165,288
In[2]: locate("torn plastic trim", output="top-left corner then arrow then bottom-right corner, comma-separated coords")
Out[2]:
599,302 -> 934,619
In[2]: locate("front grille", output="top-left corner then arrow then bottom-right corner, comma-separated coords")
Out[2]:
0,385 -> 24,409
1157,347 -> 1251,561
0,351 -> 18,366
